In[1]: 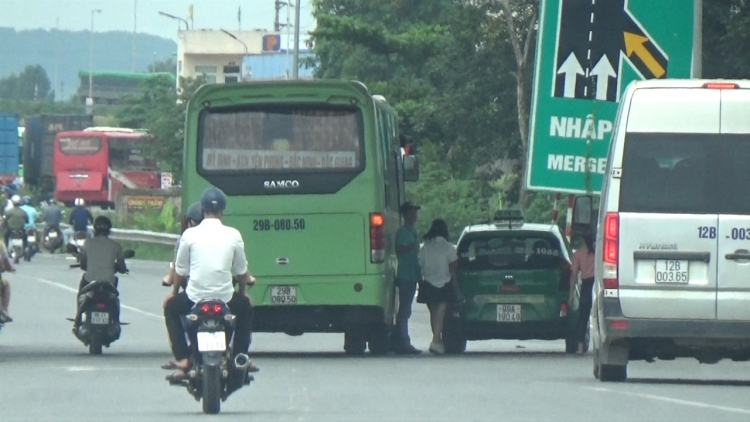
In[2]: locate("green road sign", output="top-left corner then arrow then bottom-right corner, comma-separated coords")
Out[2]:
526,0 -> 696,194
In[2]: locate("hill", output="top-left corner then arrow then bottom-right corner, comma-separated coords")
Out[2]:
0,27 -> 176,100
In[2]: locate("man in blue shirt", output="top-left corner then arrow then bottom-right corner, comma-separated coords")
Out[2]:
69,198 -> 94,237
394,202 -> 422,354
19,197 -> 39,231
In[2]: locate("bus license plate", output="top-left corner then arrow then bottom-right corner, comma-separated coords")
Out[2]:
197,332 -> 226,352
655,260 -> 689,284
497,304 -> 521,322
91,312 -> 109,325
271,286 -> 297,305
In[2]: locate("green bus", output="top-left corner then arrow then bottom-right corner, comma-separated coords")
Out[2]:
182,80 -> 419,354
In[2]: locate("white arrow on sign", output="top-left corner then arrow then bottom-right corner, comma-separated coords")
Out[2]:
557,52 -> 584,98
590,55 -> 617,101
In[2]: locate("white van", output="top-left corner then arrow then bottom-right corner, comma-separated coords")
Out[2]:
572,79 -> 750,382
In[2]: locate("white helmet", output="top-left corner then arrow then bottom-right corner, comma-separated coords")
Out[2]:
74,198 -> 85,207
11,195 -> 20,205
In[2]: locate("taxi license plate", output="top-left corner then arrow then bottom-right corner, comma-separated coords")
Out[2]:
197,332 -> 227,352
10,239 -> 22,247
48,232 -> 58,238
271,286 -> 297,305
497,304 -> 521,322
655,260 -> 689,284
91,312 -> 109,325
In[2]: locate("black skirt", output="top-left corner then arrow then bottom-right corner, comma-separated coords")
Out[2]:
417,281 -> 453,305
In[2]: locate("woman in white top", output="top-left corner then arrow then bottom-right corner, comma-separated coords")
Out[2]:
418,219 -> 458,355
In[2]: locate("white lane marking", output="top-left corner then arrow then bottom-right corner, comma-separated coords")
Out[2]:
586,386 -> 750,415
63,366 -> 154,372
17,274 -> 163,320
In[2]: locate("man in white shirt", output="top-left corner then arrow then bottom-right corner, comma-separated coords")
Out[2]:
162,187 -> 256,382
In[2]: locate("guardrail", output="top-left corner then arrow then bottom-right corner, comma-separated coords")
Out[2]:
36,223 -> 179,246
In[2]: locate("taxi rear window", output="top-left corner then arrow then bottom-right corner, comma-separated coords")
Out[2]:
458,233 -> 563,271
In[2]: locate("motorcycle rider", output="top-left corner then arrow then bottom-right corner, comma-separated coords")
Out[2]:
4,195 -> 28,250
73,216 -> 128,333
162,202 -> 203,287
43,199 -> 66,246
19,196 -> 39,251
0,241 -> 16,322
69,198 -> 94,239
162,187 -> 257,382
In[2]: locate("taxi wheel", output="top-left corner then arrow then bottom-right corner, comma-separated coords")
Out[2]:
443,321 -> 466,354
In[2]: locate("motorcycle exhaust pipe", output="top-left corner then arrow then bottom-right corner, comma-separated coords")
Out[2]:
234,353 -> 251,370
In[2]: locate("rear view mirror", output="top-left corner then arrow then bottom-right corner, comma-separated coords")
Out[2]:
572,195 -> 593,233
123,250 -> 136,259
403,155 -> 419,182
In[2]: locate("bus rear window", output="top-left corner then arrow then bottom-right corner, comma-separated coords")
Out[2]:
199,106 -> 363,172
458,233 -> 564,271
59,137 -> 102,155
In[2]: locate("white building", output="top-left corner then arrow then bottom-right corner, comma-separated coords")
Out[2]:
176,29 -> 281,86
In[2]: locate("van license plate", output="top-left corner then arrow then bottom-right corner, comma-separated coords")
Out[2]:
197,332 -> 226,352
91,312 -> 109,325
271,286 -> 297,305
497,304 -> 521,322
655,260 -> 689,283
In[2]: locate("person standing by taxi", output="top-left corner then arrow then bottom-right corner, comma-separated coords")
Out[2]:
393,202 -> 422,354
569,229 -> 596,355
418,218 -> 458,355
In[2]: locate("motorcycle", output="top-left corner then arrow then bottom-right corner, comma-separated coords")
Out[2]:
66,244 -> 136,355
9,229 -> 24,264
168,299 -> 253,414
24,227 -> 38,262
43,225 -> 63,253
73,230 -> 87,248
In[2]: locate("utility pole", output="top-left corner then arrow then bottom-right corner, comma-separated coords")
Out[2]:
274,0 -> 289,32
132,0 -> 137,72
292,0 -> 301,79
54,17 -> 59,101
88,9 -> 102,115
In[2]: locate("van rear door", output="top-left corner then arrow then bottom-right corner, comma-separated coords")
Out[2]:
716,88 -> 750,321
616,88 -> 720,320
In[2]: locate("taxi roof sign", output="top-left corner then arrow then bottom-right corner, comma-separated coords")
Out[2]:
494,210 -> 524,222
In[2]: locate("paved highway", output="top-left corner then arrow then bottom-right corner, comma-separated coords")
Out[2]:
2,254 -> 750,421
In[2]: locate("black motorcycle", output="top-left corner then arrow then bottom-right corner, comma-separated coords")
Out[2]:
169,299 -> 252,414
24,227 -> 38,262
43,224 -> 63,253
67,245 -> 135,355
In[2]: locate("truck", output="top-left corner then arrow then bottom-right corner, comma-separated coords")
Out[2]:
0,114 -> 20,185
24,114 -> 94,195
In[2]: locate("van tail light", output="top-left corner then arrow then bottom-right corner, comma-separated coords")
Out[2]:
370,213 -> 385,263
703,82 -> 738,90
559,302 -> 568,317
603,212 -> 619,291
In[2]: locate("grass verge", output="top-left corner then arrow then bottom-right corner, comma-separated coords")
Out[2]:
119,241 -> 174,262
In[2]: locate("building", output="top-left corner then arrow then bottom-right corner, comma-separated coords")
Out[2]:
77,71 -> 176,105
177,29 -> 314,86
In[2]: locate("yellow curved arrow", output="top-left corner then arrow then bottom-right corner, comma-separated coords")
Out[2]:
623,32 -> 665,78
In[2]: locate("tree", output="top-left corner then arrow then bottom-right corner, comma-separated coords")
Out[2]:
116,75 -> 204,179
148,58 -> 177,75
0,64 -> 52,101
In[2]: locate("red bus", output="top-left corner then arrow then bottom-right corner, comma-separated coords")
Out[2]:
53,127 -> 161,209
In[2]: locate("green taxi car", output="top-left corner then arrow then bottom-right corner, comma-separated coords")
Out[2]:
442,211 -> 588,354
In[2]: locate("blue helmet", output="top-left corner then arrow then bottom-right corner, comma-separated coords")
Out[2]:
21,195 -> 30,205
185,201 -> 203,222
200,187 -> 226,214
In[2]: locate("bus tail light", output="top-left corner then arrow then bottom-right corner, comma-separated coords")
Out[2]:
603,212 -> 619,292
370,213 -> 385,263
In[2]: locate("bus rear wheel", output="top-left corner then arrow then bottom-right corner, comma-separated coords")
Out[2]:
344,330 -> 366,356
367,323 -> 391,356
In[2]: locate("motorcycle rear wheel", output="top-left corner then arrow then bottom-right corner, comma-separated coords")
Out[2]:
201,364 -> 222,414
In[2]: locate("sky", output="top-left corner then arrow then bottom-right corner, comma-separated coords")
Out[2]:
0,0 -> 316,45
